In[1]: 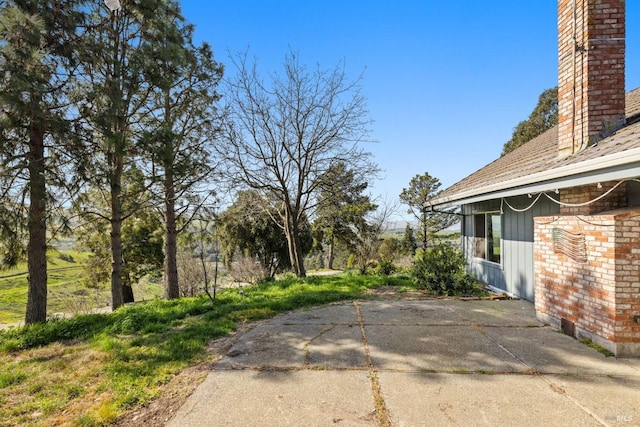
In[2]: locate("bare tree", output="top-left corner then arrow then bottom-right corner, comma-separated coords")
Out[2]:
178,214 -> 219,300
219,50 -> 378,277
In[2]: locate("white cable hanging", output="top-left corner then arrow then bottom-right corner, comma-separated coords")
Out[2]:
542,180 -> 626,207
502,193 -> 544,213
500,179 -> 636,213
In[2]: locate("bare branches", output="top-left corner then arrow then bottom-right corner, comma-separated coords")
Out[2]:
218,49 -> 379,276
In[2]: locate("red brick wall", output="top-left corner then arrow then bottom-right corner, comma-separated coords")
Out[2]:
559,181 -> 628,215
557,0 -> 625,156
615,214 -> 640,343
534,208 -> 640,356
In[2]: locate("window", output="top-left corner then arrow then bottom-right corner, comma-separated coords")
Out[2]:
474,212 -> 501,264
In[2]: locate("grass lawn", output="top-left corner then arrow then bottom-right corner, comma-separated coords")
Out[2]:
0,251 -> 88,324
0,273 -> 414,426
0,250 -> 162,324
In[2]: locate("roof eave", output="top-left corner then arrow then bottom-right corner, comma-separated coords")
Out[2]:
427,147 -> 640,208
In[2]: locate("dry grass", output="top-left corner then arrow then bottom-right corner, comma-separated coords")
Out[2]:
0,342 -> 114,426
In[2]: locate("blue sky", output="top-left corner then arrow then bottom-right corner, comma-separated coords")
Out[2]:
180,1 -> 640,221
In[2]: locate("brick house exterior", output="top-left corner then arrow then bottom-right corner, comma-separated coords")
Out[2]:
534,204 -> 640,356
557,0 -> 626,156
427,1 -> 640,356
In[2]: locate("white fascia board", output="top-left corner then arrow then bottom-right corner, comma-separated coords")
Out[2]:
428,148 -> 640,208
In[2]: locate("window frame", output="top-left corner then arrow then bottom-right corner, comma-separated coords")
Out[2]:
473,211 -> 502,265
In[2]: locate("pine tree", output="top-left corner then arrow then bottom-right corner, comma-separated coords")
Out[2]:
0,0 -> 88,323
313,162 -> 376,270
77,0 -> 170,309
399,173 -> 457,249
138,1 -> 223,299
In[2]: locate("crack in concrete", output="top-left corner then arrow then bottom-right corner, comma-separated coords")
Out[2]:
354,301 -> 391,427
441,301 -> 612,426
302,324 -> 337,366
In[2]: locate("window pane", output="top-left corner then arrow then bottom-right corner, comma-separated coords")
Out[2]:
487,213 -> 501,263
474,214 -> 485,258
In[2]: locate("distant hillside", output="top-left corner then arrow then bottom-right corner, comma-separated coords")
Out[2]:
383,222 -> 460,239
383,228 -> 407,239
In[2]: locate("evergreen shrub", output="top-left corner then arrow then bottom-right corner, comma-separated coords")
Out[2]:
411,243 -> 478,295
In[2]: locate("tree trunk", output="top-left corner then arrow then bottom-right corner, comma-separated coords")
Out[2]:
327,234 -> 335,270
24,124 -> 47,324
284,228 -> 299,276
107,13 -> 127,310
122,285 -> 135,304
122,284 -> 134,303
283,210 -> 306,278
291,221 -> 306,278
201,234 -> 213,301
295,232 -> 307,277
122,269 -> 134,303
110,151 -> 124,310
163,176 -> 179,299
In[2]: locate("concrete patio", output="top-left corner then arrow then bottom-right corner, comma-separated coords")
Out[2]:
167,299 -> 640,426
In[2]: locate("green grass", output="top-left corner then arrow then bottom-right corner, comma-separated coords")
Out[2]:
0,250 -> 162,324
579,338 -> 615,357
0,272 -> 410,426
0,250 -> 91,323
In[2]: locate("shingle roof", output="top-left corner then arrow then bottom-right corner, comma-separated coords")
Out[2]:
428,87 -> 640,207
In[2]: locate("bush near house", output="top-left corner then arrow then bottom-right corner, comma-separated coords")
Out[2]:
373,258 -> 397,276
411,243 -> 480,296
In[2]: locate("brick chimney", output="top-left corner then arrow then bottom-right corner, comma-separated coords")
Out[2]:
557,0 -> 625,157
